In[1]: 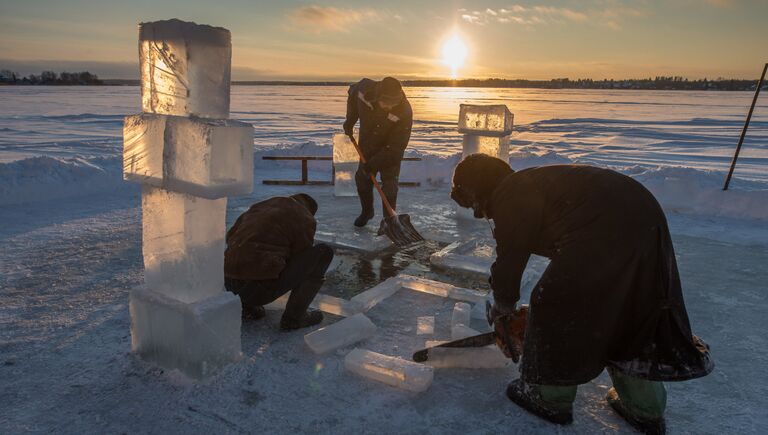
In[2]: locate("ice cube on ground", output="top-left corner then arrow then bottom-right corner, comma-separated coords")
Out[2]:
416,316 -> 435,335
304,313 -> 377,354
398,275 -> 488,304
457,104 -> 514,136
141,186 -> 226,304
350,277 -> 402,312
451,324 -> 482,340
345,348 -> 434,393
461,134 -> 510,160
123,113 -> 254,199
333,133 -> 359,197
139,19 -> 231,118
426,346 -> 510,369
451,302 -> 472,328
430,239 -> 495,274
129,286 -> 242,379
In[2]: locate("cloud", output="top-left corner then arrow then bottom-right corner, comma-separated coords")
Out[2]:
460,3 -> 645,29
289,5 -> 379,33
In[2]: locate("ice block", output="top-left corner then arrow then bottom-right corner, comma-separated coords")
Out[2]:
461,134 -> 510,161
141,186 -> 226,304
139,19 -> 231,118
350,277 -> 402,312
333,133 -> 359,197
124,113 -> 254,199
416,316 -> 435,335
451,302 -> 471,328
129,286 -> 242,378
264,293 -> 361,317
304,313 -> 377,354
398,275 -> 487,304
429,239 -> 495,275
345,349 -> 434,393
426,346 -> 510,369
314,229 -> 392,253
458,104 -> 514,136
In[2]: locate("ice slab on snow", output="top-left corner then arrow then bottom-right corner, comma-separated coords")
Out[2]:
124,113 -> 254,199
142,186 -> 226,304
315,229 -> 391,253
461,134 -> 510,161
350,277 -> 402,312
398,275 -> 488,304
139,19 -> 231,118
430,239 -> 495,274
333,133 -> 359,197
264,292 -> 361,317
426,346 -> 510,369
457,104 -> 514,136
129,286 -> 242,378
304,313 -> 377,354
345,348 -> 434,393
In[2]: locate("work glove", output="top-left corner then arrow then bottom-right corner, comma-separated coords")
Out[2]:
486,301 -> 528,363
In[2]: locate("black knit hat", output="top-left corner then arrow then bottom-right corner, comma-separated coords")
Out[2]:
290,193 -> 318,215
377,77 -> 404,105
452,154 -> 514,206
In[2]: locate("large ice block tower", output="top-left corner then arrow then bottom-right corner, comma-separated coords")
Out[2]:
333,132 -> 359,197
456,104 -> 513,219
124,19 -> 253,378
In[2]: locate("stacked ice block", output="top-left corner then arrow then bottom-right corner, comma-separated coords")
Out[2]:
124,19 -> 254,378
333,132 -> 359,197
456,104 -> 513,220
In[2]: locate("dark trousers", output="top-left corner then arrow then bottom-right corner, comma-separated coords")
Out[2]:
355,162 -> 401,212
225,244 -> 334,321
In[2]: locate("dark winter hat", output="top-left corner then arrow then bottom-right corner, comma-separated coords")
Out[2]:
290,193 -> 318,215
451,154 -> 514,207
377,77 -> 404,106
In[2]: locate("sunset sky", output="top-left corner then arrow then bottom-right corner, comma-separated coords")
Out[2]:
0,0 -> 766,80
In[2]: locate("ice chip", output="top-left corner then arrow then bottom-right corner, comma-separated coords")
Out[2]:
333,132 -> 360,197
461,134 -> 510,161
129,286 -> 242,379
139,19 -> 231,118
304,313 -> 377,354
458,104 -> 514,136
345,349 -> 434,393
142,186 -> 226,304
123,113 -> 254,199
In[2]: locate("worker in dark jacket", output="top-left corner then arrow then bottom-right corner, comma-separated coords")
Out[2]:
343,77 -> 413,227
224,193 -> 334,331
451,154 -> 713,434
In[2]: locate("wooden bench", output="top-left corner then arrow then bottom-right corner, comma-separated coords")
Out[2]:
261,156 -> 422,187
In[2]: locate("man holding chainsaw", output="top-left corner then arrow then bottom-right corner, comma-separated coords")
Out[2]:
343,77 -> 413,227
451,154 -> 713,434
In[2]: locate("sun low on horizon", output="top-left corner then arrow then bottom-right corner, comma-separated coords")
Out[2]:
441,33 -> 469,79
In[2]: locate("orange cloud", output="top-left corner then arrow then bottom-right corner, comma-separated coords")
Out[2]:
289,5 -> 379,33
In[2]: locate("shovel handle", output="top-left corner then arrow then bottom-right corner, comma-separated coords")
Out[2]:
348,135 -> 397,218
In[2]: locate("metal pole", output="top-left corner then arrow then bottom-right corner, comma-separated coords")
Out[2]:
723,63 -> 767,191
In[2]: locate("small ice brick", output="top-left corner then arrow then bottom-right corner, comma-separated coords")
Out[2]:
345,348 -> 433,393
304,313 -> 377,354
398,275 -> 487,304
350,277 -> 402,312
333,133 -> 360,197
451,302 -> 472,328
416,316 -> 435,335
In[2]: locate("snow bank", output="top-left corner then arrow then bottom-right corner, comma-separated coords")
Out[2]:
0,156 -> 128,206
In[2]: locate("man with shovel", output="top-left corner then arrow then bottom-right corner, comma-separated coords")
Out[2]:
343,77 -> 413,228
450,154 -> 714,434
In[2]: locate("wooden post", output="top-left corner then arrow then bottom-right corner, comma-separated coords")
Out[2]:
301,159 -> 308,184
723,63 -> 767,191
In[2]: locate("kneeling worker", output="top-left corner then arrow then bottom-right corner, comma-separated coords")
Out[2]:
451,154 -> 713,434
224,193 -> 333,331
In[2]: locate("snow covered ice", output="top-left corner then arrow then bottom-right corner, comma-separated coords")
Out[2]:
458,104 -> 514,136
123,113 -> 254,199
332,133 -> 359,197
304,313 -> 377,354
139,19 -> 232,119
345,348 -> 434,393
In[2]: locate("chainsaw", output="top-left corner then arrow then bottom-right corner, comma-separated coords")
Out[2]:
412,301 -> 528,363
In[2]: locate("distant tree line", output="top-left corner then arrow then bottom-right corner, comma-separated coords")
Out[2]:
0,70 -> 103,85
401,77 -> 766,91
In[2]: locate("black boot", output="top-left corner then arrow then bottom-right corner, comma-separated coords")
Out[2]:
280,309 -> 323,331
354,188 -> 375,227
242,305 -> 266,321
606,388 -> 666,435
506,379 -> 574,425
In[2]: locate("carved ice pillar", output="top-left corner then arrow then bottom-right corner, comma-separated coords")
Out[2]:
123,19 -> 253,378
